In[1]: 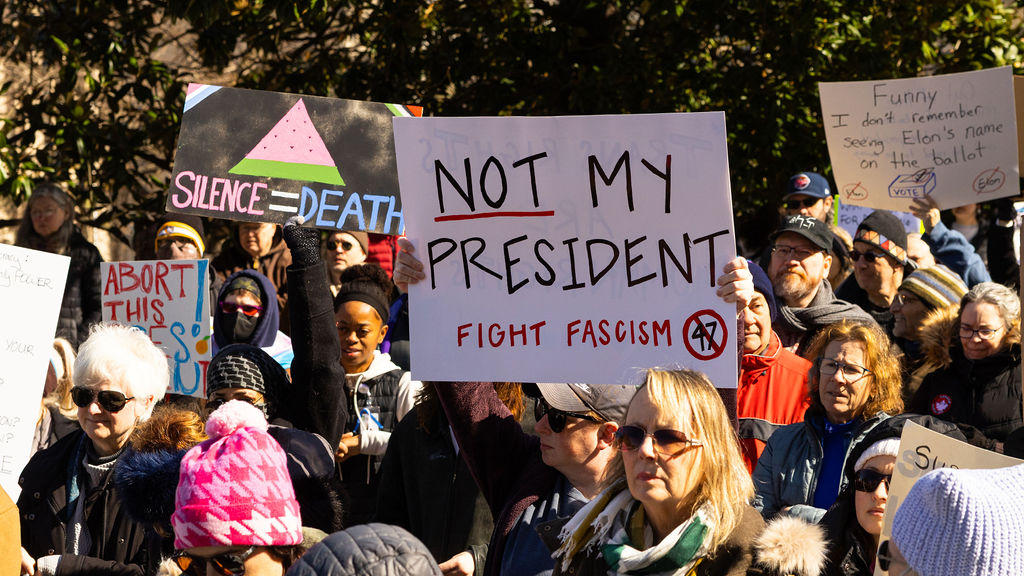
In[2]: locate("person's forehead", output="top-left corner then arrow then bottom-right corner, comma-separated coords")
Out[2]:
225,290 -> 261,305
775,232 -> 816,248
853,239 -> 885,253
210,387 -> 261,398
785,193 -> 821,202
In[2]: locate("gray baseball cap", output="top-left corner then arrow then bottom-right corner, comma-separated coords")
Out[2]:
535,383 -> 637,423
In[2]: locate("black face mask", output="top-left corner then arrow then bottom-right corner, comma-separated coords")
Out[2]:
222,311 -> 259,343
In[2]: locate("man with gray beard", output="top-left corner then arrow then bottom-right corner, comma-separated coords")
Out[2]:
768,215 -> 875,356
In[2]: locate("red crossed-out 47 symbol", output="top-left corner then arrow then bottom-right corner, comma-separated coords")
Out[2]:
682,309 -> 728,361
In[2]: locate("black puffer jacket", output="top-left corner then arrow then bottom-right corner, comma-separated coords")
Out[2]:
18,431 -> 146,576
286,523 -> 441,576
56,230 -> 103,348
910,341 -> 1023,450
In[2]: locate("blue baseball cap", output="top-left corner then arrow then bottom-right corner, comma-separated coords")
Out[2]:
783,172 -> 832,200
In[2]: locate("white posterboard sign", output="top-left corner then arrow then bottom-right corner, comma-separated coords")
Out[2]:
835,201 -> 921,239
101,260 -> 211,397
394,113 -> 737,386
874,421 -> 1023,575
820,66 -> 1019,212
0,244 -> 70,500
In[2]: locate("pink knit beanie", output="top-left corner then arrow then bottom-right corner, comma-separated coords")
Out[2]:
172,400 -> 302,549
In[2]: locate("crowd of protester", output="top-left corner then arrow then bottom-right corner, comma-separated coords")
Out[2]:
7,171 -> 1024,576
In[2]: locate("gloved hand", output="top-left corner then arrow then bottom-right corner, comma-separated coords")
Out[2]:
993,197 -> 1017,223
282,215 -> 322,266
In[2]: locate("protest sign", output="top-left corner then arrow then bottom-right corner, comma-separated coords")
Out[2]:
874,421 -> 1022,575
820,66 -> 1019,212
835,200 -> 920,239
0,244 -> 70,500
166,84 -> 422,235
394,113 -> 737,385
1015,76 -> 1024,171
101,259 -> 211,397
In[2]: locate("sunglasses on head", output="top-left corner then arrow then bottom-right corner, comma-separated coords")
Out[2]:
849,249 -> 883,263
615,425 -> 702,455
219,301 -> 263,316
783,197 -> 821,210
71,387 -> 135,412
327,240 -> 355,251
534,398 -> 604,433
173,546 -> 257,576
854,468 -> 892,493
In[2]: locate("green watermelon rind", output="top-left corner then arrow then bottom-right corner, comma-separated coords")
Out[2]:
228,158 -> 346,186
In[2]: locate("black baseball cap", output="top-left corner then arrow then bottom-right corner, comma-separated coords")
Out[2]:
770,215 -> 833,253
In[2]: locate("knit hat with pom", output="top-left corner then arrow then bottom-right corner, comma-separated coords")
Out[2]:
892,463 -> 1024,576
172,400 -> 302,549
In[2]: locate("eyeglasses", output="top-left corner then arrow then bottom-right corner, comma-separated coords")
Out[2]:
853,468 -> 892,492
959,323 -> 1002,340
220,301 -> 264,316
157,238 -> 199,253
327,240 -> 356,252
173,546 -> 257,576
783,197 -> 821,210
876,540 -> 915,576
849,249 -> 884,263
615,425 -> 702,455
71,387 -> 135,413
894,292 -> 921,307
818,358 -> 872,382
770,244 -> 820,261
534,398 -> 604,433
31,208 -> 59,218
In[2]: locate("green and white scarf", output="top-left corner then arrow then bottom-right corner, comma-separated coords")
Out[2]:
553,481 -> 715,576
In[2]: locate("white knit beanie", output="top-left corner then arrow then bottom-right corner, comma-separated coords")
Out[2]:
853,438 -> 901,472
891,464 -> 1024,576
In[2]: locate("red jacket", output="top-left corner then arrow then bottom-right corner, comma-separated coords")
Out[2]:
738,331 -> 811,473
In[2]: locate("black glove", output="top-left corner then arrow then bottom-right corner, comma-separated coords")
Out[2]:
993,197 -> 1017,223
282,216 -> 322,266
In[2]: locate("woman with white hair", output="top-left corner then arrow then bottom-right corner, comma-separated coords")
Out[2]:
18,323 -> 169,575
910,281 -> 1023,451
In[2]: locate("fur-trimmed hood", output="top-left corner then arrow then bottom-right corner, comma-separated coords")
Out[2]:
906,305 -> 959,396
751,515 -> 827,576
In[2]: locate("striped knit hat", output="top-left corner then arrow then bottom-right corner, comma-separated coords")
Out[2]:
892,464 -> 1024,576
172,400 -> 302,548
855,210 -> 913,270
900,264 -> 968,311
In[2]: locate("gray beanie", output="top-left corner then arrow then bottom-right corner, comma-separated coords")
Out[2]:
892,463 -> 1024,576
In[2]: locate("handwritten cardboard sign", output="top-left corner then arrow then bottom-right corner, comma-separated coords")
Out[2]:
820,66 -> 1020,212
0,245 -> 70,500
835,200 -> 921,240
101,260 -> 211,398
874,421 -> 1023,575
166,84 -> 422,235
394,113 -> 737,385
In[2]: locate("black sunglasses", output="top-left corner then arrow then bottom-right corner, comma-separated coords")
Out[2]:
783,197 -> 821,209
327,240 -> 355,251
615,425 -> 702,455
849,249 -> 883,263
853,468 -> 892,493
71,387 -> 135,413
173,546 -> 257,576
534,398 -> 603,433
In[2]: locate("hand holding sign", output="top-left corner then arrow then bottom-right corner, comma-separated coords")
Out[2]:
908,196 -> 941,233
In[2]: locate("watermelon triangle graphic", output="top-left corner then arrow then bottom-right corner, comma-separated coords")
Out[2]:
229,98 -> 345,186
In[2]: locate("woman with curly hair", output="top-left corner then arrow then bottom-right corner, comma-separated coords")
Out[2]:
753,320 -> 903,523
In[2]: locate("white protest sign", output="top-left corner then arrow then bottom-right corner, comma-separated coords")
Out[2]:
874,421 -> 1023,576
820,66 -> 1019,212
394,113 -> 737,386
101,260 -> 211,397
0,244 -> 70,500
835,201 -> 921,240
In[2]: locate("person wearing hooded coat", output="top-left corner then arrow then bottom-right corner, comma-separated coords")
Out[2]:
285,523 -> 442,576
819,414 -> 965,576
213,269 -> 294,370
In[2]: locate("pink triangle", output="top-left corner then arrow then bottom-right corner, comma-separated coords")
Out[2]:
243,99 -> 336,166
